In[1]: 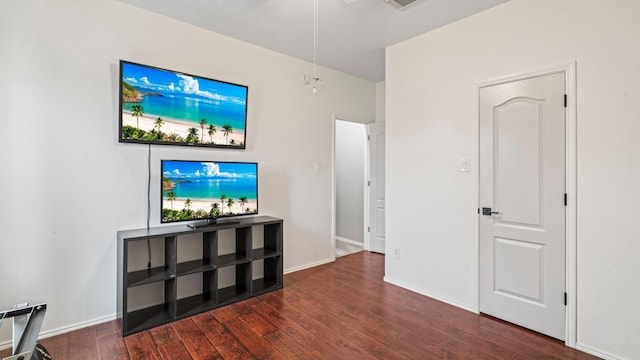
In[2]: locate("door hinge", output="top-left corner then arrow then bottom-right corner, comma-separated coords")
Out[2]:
367,180 -> 370,187
564,292 -> 567,306
477,208 -> 480,214
564,193 -> 567,206
564,94 -> 567,108
367,135 -> 371,141
367,227 -> 370,232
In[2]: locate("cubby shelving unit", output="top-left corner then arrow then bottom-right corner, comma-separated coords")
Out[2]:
117,216 -> 283,336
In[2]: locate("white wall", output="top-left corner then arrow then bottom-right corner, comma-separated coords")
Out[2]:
0,0 -> 375,344
385,0 -> 640,359
335,120 -> 366,243
375,81 -> 385,123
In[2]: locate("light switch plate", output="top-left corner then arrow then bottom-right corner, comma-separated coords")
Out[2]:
461,158 -> 470,172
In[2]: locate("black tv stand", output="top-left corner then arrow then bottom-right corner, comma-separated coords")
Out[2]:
117,216 -> 283,336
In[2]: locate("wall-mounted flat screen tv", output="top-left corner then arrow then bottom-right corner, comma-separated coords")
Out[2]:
161,160 -> 258,224
120,61 -> 248,149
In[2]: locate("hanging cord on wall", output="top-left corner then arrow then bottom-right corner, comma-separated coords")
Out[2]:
312,0 -> 321,92
313,0 -> 318,81
147,144 -> 152,268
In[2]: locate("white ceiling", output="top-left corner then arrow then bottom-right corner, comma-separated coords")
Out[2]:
118,0 -> 510,82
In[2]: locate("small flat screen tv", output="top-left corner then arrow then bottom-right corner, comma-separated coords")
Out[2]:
120,60 -> 248,149
161,160 -> 258,224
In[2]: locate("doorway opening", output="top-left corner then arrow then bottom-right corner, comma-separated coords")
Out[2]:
334,119 -> 367,257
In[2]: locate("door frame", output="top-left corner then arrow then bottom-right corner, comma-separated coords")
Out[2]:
331,114 -> 371,259
367,122 -> 385,254
474,62 -> 577,347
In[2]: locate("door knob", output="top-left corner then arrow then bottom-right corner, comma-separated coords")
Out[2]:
482,207 -> 501,216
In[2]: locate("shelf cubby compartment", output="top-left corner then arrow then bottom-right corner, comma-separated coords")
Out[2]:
263,222 -> 283,255
216,226 -> 251,267
252,256 -> 282,294
124,279 -> 176,334
125,235 -> 177,287
176,271 -> 216,317
176,231 -> 217,277
217,262 -> 251,305
126,304 -> 175,335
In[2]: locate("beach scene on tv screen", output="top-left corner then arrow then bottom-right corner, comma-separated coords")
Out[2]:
162,161 -> 258,222
121,62 -> 247,147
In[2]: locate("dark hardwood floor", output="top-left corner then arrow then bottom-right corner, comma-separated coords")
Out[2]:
1,252 -> 599,359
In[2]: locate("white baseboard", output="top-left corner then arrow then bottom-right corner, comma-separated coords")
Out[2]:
284,257 -> 335,274
383,276 -> 476,313
576,343 -> 622,360
335,236 -> 364,247
0,314 -> 116,351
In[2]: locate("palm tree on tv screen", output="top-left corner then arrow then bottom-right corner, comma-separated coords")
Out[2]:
199,118 -> 207,142
154,117 -> 164,132
187,127 -> 199,144
219,194 -> 227,213
167,191 -> 176,210
239,196 -> 248,213
222,124 -> 233,145
227,197 -> 235,213
131,105 -> 144,130
184,198 -> 192,212
210,202 -> 220,216
207,124 -> 216,143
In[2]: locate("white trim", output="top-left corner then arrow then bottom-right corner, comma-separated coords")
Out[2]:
384,276 -> 476,313
335,236 -> 365,247
284,257 -> 335,274
0,314 -> 116,351
564,62 -> 578,348
473,77 -> 481,314
475,62 -> 578,348
331,113 -> 338,262
575,344 -> 621,360
363,125 -> 371,251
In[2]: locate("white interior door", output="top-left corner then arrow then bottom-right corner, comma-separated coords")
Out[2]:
368,123 -> 385,254
479,72 -> 566,340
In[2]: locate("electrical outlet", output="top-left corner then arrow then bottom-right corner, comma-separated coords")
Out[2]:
394,248 -> 400,258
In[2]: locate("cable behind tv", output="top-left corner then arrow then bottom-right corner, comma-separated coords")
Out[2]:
147,144 -> 151,268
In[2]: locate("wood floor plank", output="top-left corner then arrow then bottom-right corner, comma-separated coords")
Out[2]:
97,332 -> 130,360
209,306 -> 237,324
171,318 -> 223,360
149,324 -> 183,348
262,330 -> 323,360
94,319 -> 120,340
220,316 -> 285,359
250,300 -> 318,344
238,311 -> 278,336
38,334 -> 68,360
8,252 -> 601,359
157,341 -> 193,360
253,296 -> 368,358
191,312 -> 235,344
191,311 -> 254,360
285,295 -> 410,360
124,331 -> 162,360
260,292 -> 379,359
64,326 -> 99,360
